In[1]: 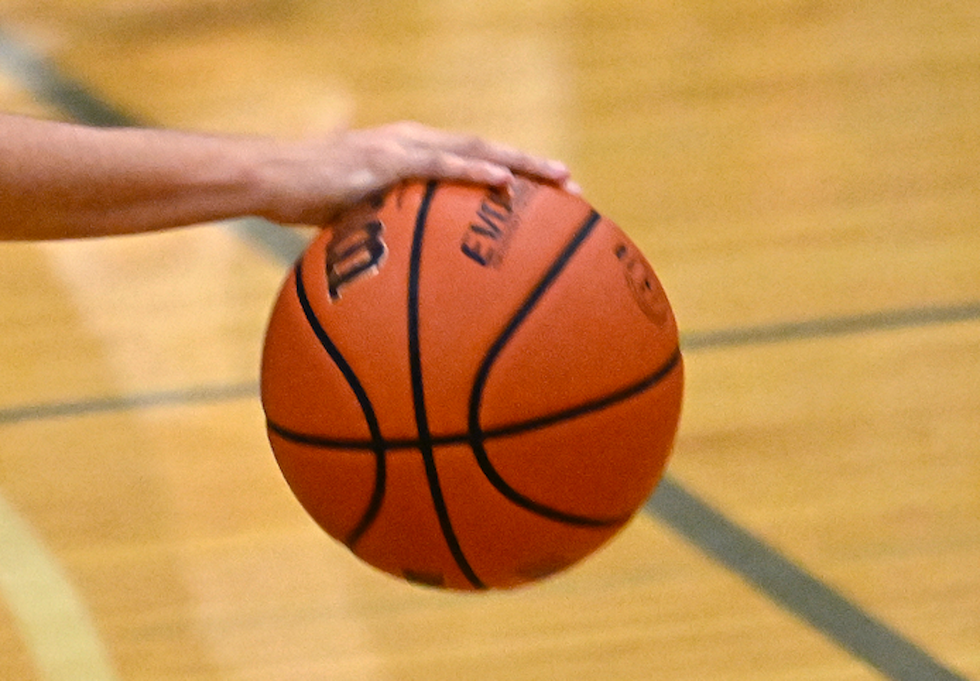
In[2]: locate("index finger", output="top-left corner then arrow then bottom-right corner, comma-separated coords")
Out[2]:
396,123 -> 573,185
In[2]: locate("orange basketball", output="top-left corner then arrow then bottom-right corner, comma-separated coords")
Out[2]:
260,179 -> 683,590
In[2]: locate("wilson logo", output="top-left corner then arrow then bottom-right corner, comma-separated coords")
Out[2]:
326,219 -> 387,300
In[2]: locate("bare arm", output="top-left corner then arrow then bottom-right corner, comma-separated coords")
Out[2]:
0,115 -> 574,241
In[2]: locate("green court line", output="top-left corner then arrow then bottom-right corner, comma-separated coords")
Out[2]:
0,383 -> 258,426
647,479 -> 971,681
0,25 -> 135,126
683,302 -> 980,351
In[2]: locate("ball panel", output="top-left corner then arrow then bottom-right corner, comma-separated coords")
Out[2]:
270,437 -> 381,544
435,443 -> 623,589
478,217 -> 679,431
290,184 -> 422,440
352,452 -> 475,590
416,180 -> 594,437
261,268 -> 374,441
480,363 -> 683,520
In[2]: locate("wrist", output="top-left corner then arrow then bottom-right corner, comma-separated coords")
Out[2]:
239,137 -> 312,225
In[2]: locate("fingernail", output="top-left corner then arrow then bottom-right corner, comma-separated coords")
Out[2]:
490,167 -> 515,186
563,180 -> 583,196
546,160 -> 570,178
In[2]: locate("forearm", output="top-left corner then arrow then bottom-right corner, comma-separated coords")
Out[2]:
0,115 -> 269,240
0,116 -> 574,241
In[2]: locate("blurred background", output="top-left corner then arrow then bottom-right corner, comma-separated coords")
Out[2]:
0,1 -> 977,679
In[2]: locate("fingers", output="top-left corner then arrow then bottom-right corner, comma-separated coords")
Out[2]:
264,123 -> 580,228
381,121 -> 573,189
399,148 -> 516,190
439,132 -> 571,184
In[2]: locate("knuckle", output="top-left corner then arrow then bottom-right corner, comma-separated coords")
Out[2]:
389,120 -> 424,138
459,134 -> 490,157
421,152 -> 454,176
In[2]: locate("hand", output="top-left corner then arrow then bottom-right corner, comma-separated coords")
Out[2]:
255,121 -> 578,225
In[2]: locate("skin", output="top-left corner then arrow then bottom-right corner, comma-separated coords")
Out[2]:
0,116 -> 578,241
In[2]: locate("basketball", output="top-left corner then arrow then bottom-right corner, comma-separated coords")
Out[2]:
260,179 -> 683,590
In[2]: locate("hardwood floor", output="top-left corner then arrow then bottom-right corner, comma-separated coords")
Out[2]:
1,2 -> 977,678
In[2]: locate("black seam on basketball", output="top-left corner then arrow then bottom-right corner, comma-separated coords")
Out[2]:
274,206 -> 680,540
293,259 -> 386,549
466,210 -> 628,527
409,181 -> 486,590
488,347 -> 682,440
266,345 -> 681,451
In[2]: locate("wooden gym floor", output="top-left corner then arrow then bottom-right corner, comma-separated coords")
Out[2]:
0,1 -> 977,679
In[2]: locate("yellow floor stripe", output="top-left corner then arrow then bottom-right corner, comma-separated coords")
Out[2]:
0,492 -> 120,681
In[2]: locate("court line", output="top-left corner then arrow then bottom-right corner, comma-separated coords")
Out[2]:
0,495 -> 120,681
0,387 -> 254,680
682,301 -> 980,351
1,24 -> 974,681
0,27 -> 155,681
0,25 -> 135,127
229,217 -> 310,268
646,479 -> 970,681
6,20 -> 977,347
4,299 -> 978,427
0,383 -> 258,426
0,25 -> 311,265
